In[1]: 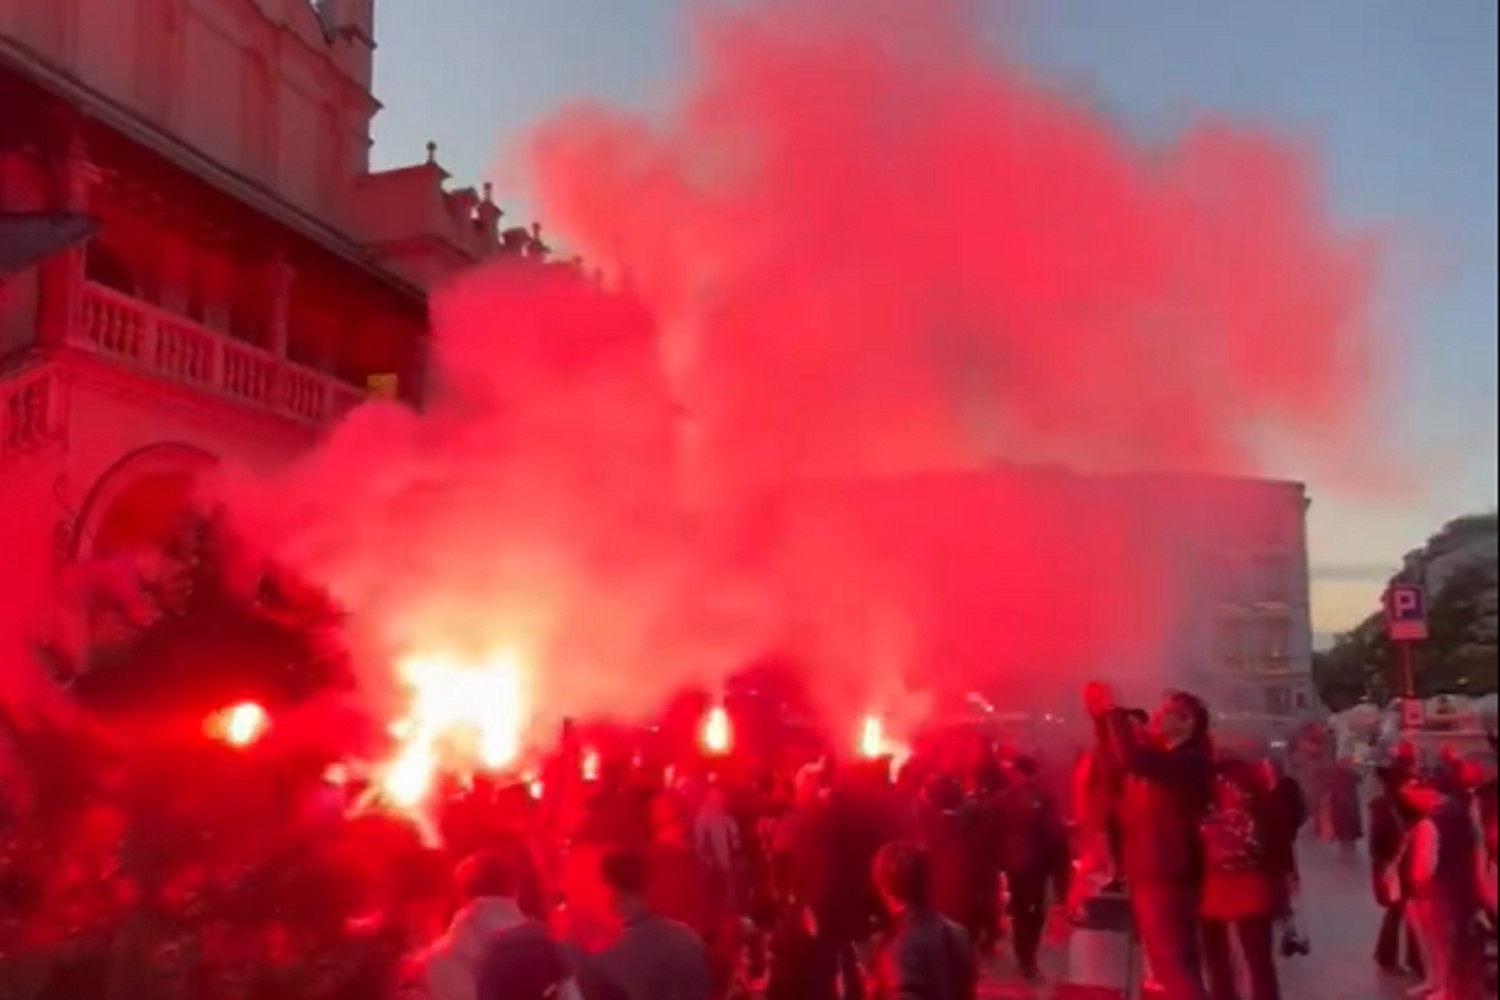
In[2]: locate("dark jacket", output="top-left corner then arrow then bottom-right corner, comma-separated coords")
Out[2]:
1328,765 -> 1364,842
869,907 -> 977,1000
992,778 -> 1065,874
1266,774 -> 1306,879
774,797 -> 874,939
1097,709 -> 1213,886
1367,793 -> 1409,905
476,921 -> 571,1000
587,912 -> 712,1000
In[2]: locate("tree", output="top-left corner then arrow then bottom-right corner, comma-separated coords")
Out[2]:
1418,560 -> 1499,697
57,508 -> 350,724
1,512 -> 384,1000
1312,529 -> 1498,709
1312,611 -> 1393,711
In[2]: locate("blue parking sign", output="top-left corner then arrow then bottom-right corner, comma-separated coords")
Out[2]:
1385,583 -> 1428,641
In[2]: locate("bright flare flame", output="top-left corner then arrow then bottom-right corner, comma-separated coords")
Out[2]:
377,649 -> 527,809
858,712 -> 912,770
581,747 -> 601,782
207,701 -> 269,748
859,714 -> 884,758
701,705 -> 732,755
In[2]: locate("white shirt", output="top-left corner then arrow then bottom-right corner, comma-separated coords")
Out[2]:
420,897 -> 583,1000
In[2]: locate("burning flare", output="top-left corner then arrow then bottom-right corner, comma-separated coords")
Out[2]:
376,648 -> 527,809
206,701 -> 269,749
859,714 -> 884,758
701,705 -> 733,755
858,712 -> 911,769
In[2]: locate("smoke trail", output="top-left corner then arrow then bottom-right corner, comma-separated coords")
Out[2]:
229,0 -> 1390,743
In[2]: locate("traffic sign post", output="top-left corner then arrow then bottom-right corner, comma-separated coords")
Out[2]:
1400,697 -> 1425,729
1385,584 -> 1428,719
1386,584 -> 1428,643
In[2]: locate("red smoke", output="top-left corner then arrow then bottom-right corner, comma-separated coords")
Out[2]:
226,0 -> 1389,746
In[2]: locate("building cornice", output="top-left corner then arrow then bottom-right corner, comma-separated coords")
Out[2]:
0,39 -> 419,302
258,2 -> 381,115
366,231 -> 477,266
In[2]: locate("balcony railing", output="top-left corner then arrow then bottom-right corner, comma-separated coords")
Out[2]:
73,282 -> 366,427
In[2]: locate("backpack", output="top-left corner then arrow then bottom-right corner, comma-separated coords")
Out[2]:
1201,769 -> 1266,874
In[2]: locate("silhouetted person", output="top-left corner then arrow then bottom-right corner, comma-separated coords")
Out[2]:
867,841 -> 977,1000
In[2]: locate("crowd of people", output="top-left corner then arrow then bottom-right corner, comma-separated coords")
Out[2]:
2,681 -> 1496,1000
382,682 -> 1499,1000
1366,741 -> 1498,1000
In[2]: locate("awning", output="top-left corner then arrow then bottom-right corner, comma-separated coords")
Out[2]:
0,210 -> 97,275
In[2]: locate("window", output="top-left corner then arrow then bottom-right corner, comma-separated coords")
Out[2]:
1254,552 -> 1293,603
1265,685 -> 1292,717
318,103 -> 343,202
84,242 -> 137,295
135,0 -> 181,122
1256,617 -> 1290,660
18,0 -> 68,56
228,282 -> 265,345
240,53 -> 277,176
1215,617 -> 1247,661
184,264 -> 206,323
1200,548 -> 1239,599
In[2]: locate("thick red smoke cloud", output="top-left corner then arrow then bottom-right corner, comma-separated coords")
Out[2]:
224,0 -> 1390,745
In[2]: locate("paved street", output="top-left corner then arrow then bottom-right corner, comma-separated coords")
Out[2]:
974,840 -> 1424,999
1278,841 -> 1413,1000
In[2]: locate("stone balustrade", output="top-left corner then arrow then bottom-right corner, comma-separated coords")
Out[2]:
73,282 -> 367,427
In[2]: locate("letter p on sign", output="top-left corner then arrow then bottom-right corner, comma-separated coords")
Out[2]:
1386,583 -> 1428,641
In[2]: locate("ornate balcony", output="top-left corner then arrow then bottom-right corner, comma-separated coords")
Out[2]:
72,282 -> 366,427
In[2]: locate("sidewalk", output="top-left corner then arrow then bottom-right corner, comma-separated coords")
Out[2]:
974,841 -> 1417,999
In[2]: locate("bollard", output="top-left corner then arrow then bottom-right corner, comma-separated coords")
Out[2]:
1055,889 -> 1137,1000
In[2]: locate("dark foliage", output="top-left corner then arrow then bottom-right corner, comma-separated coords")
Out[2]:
1313,549 -> 1498,710
0,511 -> 391,997
61,510 -> 350,722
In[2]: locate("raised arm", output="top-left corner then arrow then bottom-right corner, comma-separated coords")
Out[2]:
1099,708 -> 1211,787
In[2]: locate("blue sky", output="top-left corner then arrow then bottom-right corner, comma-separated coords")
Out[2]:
367,0 -> 1498,634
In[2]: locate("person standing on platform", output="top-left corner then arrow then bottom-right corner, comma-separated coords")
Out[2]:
1086,682 -> 1215,1000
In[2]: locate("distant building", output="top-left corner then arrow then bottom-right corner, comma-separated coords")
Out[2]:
752,465 -> 1317,731
1175,475 -> 1320,731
